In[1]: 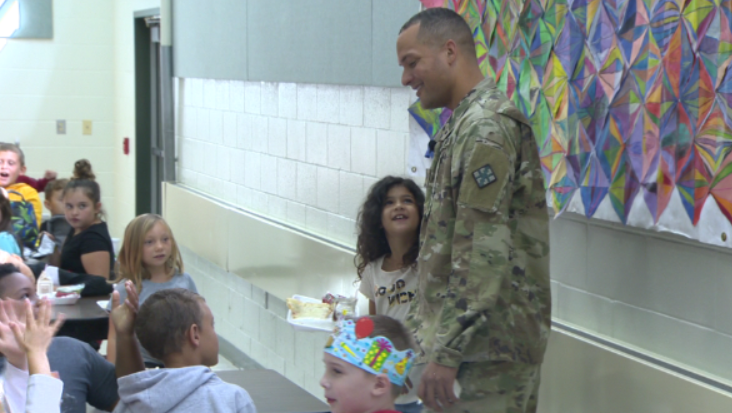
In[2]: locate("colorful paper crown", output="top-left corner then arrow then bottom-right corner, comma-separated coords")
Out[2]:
324,317 -> 415,386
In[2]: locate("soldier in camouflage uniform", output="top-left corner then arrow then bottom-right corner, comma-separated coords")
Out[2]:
396,8 -> 551,413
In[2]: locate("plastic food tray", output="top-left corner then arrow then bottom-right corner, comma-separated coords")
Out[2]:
286,295 -> 338,333
41,293 -> 81,306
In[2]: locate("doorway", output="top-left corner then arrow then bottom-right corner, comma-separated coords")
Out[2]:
134,8 -> 175,215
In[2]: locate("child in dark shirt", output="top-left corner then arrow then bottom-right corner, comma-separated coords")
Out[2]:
59,160 -> 113,279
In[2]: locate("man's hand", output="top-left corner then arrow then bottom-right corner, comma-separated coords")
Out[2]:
111,281 -> 139,337
43,170 -> 58,180
0,300 -> 28,369
418,362 -> 459,412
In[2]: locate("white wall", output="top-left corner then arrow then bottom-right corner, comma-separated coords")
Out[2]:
175,75 -> 732,387
176,78 -> 414,246
111,0 -> 161,237
0,0 -> 115,216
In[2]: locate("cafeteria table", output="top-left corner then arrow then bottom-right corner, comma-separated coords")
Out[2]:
217,369 -> 330,413
52,296 -> 109,344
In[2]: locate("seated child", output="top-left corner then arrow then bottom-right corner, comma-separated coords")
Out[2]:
7,297 -> 66,413
321,315 -> 417,413
59,160 -> 114,279
0,188 -> 22,255
0,143 -> 43,229
0,263 -> 119,413
41,179 -> 70,244
111,287 -> 256,413
106,213 -> 198,368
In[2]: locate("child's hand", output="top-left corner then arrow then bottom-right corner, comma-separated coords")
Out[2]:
110,281 -> 140,337
43,170 -> 58,180
0,300 -> 26,369
10,298 -> 64,377
10,298 -> 64,355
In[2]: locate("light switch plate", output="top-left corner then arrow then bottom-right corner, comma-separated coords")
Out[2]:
56,120 -> 66,135
82,120 -> 92,135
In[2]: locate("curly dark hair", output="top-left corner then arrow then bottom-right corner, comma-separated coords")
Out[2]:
355,176 -> 425,280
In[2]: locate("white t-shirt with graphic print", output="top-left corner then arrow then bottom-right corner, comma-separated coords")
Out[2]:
359,256 -> 421,405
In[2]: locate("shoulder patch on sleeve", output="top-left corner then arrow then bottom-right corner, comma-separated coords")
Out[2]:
458,143 -> 511,212
472,164 -> 497,188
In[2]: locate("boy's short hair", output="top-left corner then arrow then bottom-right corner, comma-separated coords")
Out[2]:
44,178 -> 69,199
0,143 -> 24,166
366,315 -> 416,399
135,288 -> 205,360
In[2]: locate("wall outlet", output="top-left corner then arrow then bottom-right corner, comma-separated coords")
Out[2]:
82,120 -> 92,135
56,120 -> 66,135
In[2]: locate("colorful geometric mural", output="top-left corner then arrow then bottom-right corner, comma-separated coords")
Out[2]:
414,0 -> 732,226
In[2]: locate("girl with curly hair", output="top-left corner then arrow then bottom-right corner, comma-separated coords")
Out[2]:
355,176 -> 425,413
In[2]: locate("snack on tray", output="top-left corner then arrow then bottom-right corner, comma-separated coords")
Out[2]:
287,297 -> 334,320
54,283 -> 84,298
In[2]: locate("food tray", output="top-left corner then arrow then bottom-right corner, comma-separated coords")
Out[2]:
287,295 -> 337,332
41,293 -> 81,306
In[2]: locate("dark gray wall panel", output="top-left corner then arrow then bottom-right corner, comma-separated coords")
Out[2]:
172,0 -> 421,86
371,0 -> 419,87
172,0 -> 248,80
0,0 -> 53,39
247,0 -> 372,85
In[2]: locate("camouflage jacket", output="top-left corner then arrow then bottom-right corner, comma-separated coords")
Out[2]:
408,77 -> 551,368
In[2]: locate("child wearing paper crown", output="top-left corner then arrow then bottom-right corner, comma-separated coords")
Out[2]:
321,315 -> 417,413
355,176 -> 425,413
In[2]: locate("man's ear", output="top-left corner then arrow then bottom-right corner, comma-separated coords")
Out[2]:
44,199 -> 51,210
444,39 -> 459,65
371,374 -> 392,398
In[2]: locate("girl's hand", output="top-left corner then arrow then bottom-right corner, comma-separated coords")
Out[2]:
43,170 -> 58,180
10,298 -> 64,356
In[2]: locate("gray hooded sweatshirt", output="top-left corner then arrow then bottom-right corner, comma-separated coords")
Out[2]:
113,366 -> 257,413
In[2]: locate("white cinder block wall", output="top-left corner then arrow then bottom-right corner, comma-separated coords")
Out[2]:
173,78 -> 732,391
179,244 -> 331,397
175,78 -> 413,246
0,0 -> 116,219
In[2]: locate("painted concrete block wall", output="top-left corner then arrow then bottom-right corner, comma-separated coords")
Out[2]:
180,245 -> 330,399
175,78 -> 415,246
111,0 -> 161,237
0,0 -> 115,218
174,75 -> 732,384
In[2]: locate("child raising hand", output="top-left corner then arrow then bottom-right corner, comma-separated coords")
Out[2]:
7,298 -> 66,413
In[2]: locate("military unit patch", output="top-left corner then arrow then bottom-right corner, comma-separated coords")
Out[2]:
472,164 -> 496,189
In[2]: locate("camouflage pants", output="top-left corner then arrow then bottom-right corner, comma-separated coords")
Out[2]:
424,361 -> 541,413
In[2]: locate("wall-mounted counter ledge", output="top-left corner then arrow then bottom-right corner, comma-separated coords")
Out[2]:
163,182 -> 359,303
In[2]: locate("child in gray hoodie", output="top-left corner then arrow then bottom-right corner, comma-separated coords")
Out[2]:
111,283 -> 257,413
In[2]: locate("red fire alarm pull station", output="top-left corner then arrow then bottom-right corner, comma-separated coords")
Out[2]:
123,137 -> 129,155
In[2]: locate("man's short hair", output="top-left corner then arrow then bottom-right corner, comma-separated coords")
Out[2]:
367,315 -> 416,399
400,8 -> 475,55
135,288 -> 204,360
